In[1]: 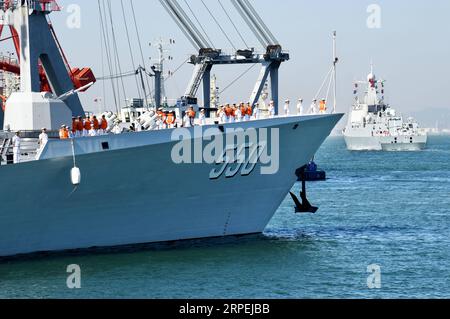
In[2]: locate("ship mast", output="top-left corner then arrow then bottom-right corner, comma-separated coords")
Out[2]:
313,31 -> 339,114
150,38 -> 175,107
210,74 -> 220,109
332,31 -> 338,114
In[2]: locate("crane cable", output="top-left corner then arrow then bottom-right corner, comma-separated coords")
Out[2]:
106,0 -> 127,108
164,57 -> 190,82
99,6 -> 106,112
103,0 -> 121,110
313,66 -> 333,101
231,0 -> 267,49
220,63 -> 257,95
130,0 -> 154,100
325,68 -> 334,104
182,0 -> 216,49
218,0 -> 249,49
200,0 -> 237,52
98,0 -> 119,113
97,70 -> 139,81
120,0 -> 142,101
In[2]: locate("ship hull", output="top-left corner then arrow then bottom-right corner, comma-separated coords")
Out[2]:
344,135 -> 383,151
379,135 -> 427,151
0,115 -> 342,257
344,134 -> 427,152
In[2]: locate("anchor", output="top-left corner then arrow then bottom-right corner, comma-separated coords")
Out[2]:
290,166 -> 319,214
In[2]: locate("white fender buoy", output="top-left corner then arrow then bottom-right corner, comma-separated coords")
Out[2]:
71,167 -> 81,186
70,139 -> 81,186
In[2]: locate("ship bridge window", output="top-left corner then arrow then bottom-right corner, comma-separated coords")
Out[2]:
368,105 -> 382,113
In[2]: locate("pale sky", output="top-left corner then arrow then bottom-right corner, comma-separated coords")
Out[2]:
5,0 -> 450,127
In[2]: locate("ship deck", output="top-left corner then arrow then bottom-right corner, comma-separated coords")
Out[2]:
1,114 -> 335,166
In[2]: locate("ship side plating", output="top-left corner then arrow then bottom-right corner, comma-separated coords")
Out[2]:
0,114 -> 342,257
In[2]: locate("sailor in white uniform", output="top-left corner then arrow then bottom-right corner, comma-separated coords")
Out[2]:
297,98 -> 304,115
199,109 -> 206,126
235,106 -> 242,122
38,128 -> 49,149
310,99 -> 318,114
253,103 -> 261,120
219,107 -> 227,124
284,99 -> 290,116
12,131 -> 21,164
157,117 -> 164,130
38,128 -> 48,155
183,113 -> 192,128
268,101 -> 276,118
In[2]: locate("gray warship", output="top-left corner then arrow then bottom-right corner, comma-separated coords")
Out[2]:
0,0 -> 342,257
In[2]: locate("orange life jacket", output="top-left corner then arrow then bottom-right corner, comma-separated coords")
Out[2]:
188,110 -> 196,118
93,119 -> 100,130
166,114 -> 175,125
240,106 -> 246,117
246,106 -> 253,116
101,118 -> 108,130
76,120 -> 84,132
59,128 -> 69,140
84,120 -> 91,131
319,101 -> 327,111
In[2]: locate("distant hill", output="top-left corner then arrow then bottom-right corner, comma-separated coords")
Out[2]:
410,108 -> 450,129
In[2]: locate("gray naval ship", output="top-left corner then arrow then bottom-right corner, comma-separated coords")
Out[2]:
0,0 -> 342,257
343,66 -> 427,151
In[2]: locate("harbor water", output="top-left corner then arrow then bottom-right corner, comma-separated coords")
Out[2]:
0,136 -> 449,299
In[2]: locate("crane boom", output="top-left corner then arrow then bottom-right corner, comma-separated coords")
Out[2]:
159,0 -> 212,50
231,0 -> 267,48
240,0 -> 278,45
159,0 -> 288,116
232,0 -> 279,49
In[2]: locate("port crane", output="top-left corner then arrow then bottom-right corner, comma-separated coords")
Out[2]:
159,0 -> 289,115
0,0 -> 96,122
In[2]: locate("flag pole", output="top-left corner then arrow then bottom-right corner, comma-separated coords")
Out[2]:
332,31 -> 338,114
